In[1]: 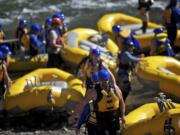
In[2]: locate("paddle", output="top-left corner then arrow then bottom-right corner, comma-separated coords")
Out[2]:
0,38 -> 19,44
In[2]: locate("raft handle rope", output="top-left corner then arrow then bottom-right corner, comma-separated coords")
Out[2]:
154,92 -> 175,112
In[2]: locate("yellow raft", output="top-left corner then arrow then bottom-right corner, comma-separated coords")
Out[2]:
97,13 -> 180,48
8,54 -> 48,72
4,68 -> 85,113
61,28 -> 118,71
123,102 -> 180,135
135,56 -> 180,98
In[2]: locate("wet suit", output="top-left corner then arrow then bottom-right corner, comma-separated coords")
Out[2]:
163,1 -> 180,47
153,33 -> 174,56
94,83 -> 121,135
118,51 -> 141,100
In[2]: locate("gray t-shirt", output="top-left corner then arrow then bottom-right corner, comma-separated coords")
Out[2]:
47,29 -> 61,54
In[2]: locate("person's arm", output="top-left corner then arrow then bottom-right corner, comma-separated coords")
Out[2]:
3,64 -> 12,94
63,23 -> 68,33
115,86 -> 126,125
125,51 -> 142,62
75,57 -> 88,77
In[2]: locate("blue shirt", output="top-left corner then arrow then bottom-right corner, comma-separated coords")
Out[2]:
118,51 -> 141,74
120,51 -> 141,64
30,34 -> 42,49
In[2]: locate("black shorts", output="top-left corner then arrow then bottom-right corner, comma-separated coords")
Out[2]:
138,1 -> 153,11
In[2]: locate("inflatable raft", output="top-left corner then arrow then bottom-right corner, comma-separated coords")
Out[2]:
135,56 -> 180,98
4,68 -> 85,113
123,102 -> 180,135
61,28 -> 118,71
8,54 -> 47,72
97,13 -> 180,48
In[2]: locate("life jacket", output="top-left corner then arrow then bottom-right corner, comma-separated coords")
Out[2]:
0,62 -> 5,98
155,33 -> 174,56
0,30 -> 4,41
21,34 -> 30,51
87,100 -> 97,125
0,62 -> 4,81
56,34 -> 63,45
118,52 -> 132,71
96,85 -> 119,112
46,29 -> 63,48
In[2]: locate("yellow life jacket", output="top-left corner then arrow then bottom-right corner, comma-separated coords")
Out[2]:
0,64 -> 4,81
87,100 -> 97,125
21,34 -> 30,51
87,112 -> 97,125
155,33 -> 168,53
163,9 -> 172,24
118,29 -> 131,38
0,30 -> 4,41
97,88 -> 119,112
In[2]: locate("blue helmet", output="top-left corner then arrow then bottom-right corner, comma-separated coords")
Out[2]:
45,17 -> 52,25
112,25 -> 121,33
0,51 -> 3,59
0,45 -> 10,54
52,13 -> 61,18
59,13 -> 65,21
154,28 -> 164,34
19,19 -> 28,26
52,13 -> 65,21
91,48 -> 100,57
31,23 -> 41,33
98,69 -> 110,81
124,37 -> 134,48
91,72 -> 99,83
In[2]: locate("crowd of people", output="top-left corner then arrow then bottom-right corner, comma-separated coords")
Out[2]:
0,0 -> 179,134
0,12 -> 67,109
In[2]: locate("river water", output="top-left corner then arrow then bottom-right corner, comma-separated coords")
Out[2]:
0,0 -> 172,38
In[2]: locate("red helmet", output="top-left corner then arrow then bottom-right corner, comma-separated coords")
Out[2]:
52,18 -> 62,25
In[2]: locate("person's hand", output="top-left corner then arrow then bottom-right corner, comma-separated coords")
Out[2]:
139,53 -> 145,58
75,128 -> 80,135
8,79 -> 12,85
121,116 -> 126,128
